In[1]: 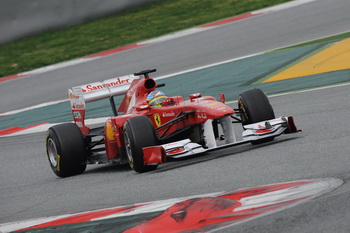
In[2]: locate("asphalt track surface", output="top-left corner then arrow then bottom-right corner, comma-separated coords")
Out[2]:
1,0 -> 350,232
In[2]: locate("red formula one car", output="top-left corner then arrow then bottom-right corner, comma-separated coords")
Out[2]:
46,69 -> 299,177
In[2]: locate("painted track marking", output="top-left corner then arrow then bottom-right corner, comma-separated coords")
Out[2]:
0,178 -> 342,233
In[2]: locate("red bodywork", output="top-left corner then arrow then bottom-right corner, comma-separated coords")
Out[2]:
63,69 -> 299,176
97,77 -> 234,160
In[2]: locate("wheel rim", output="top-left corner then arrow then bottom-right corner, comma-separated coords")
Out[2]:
47,138 -> 58,167
124,133 -> 134,166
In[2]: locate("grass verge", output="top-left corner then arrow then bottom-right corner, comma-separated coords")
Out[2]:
0,0 -> 293,78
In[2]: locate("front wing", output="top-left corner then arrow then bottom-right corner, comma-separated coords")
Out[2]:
142,116 -> 299,165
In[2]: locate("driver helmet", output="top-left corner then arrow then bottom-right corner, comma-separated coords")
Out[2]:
147,90 -> 167,108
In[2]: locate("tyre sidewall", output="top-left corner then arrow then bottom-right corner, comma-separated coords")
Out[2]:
239,89 -> 275,125
238,89 -> 275,144
124,116 -> 158,172
46,123 -> 87,177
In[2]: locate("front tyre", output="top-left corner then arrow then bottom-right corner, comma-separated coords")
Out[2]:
238,88 -> 275,144
46,123 -> 87,177
124,116 -> 159,173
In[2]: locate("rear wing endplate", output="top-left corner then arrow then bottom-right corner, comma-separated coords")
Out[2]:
68,74 -> 137,134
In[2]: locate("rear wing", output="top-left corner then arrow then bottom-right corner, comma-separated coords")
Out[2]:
68,74 -> 137,134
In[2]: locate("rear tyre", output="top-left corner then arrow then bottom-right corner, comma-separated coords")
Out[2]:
238,88 -> 275,144
124,116 -> 159,173
46,123 -> 87,177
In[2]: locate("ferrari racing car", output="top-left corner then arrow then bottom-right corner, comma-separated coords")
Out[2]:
46,69 -> 299,177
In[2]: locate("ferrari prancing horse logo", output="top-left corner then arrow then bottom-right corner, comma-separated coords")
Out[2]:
154,114 -> 161,127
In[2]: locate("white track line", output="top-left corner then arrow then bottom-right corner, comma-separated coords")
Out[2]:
0,99 -> 69,117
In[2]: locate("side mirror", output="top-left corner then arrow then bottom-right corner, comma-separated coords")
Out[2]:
189,93 -> 202,101
220,93 -> 226,103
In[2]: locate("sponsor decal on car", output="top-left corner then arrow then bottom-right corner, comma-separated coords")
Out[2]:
162,112 -> 175,117
69,87 -> 85,110
154,114 -> 161,127
197,113 -> 207,119
73,112 -> 82,119
72,103 -> 85,110
81,77 -> 131,93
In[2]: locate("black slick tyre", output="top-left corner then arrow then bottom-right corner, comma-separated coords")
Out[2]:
238,88 -> 275,144
46,123 -> 87,177
124,116 -> 159,173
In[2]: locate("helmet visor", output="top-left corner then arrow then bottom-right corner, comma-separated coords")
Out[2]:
149,96 -> 167,107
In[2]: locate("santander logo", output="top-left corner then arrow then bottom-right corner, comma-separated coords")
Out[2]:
72,103 -> 85,110
81,77 -> 130,93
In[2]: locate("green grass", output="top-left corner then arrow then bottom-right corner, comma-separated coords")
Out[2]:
0,0 -> 294,78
